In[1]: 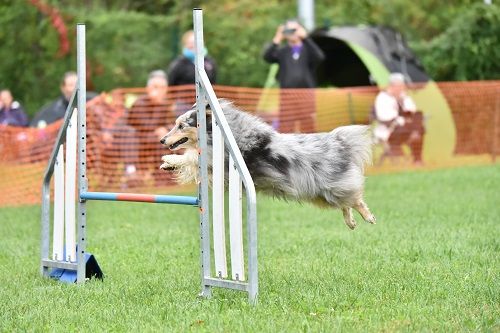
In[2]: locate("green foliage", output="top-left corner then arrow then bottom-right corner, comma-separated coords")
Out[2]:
83,10 -> 177,91
0,0 -> 294,115
315,0 -> 477,42
0,0 -> 498,116
414,3 -> 500,81
0,165 -> 499,331
0,0 -> 73,115
202,0 -> 293,87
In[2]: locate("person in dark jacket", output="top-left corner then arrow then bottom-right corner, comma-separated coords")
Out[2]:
0,89 -> 29,127
263,20 -> 325,133
30,72 -> 78,128
0,89 -> 29,161
168,30 -> 217,86
168,30 -> 217,116
30,72 -> 97,128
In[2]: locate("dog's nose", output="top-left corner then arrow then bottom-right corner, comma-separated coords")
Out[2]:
160,138 -> 166,144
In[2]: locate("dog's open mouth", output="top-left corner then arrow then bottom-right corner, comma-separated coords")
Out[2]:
169,137 -> 188,150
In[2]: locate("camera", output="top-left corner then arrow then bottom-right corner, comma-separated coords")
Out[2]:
283,28 -> 297,35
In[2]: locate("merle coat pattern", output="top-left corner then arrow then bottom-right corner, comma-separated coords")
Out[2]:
160,99 -> 376,229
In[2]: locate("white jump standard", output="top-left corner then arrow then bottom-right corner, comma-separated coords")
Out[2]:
40,9 -> 258,303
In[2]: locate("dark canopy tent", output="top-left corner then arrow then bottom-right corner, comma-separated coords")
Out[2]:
310,26 -> 430,87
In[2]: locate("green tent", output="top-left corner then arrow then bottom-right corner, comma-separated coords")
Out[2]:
311,25 -> 429,88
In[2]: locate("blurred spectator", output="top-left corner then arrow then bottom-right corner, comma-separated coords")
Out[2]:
0,89 -> 29,127
85,92 -> 140,189
30,72 -> 97,128
127,70 -> 174,183
263,19 -> 324,133
373,73 -> 425,165
30,72 -> 77,128
264,20 -> 324,88
168,30 -> 217,86
168,30 -> 217,116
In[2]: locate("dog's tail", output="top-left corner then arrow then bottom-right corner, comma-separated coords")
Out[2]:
331,125 -> 373,170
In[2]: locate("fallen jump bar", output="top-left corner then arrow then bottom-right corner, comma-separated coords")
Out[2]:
80,192 -> 199,206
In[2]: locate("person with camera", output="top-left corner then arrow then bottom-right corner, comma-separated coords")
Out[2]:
263,19 -> 325,133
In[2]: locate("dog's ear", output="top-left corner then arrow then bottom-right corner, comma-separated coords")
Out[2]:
205,102 -> 212,116
206,109 -> 212,133
204,103 -> 212,127
190,107 -> 212,133
187,110 -> 197,127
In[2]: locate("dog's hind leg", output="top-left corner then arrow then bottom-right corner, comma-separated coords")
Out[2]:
353,199 -> 376,224
342,207 -> 357,230
317,195 -> 358,230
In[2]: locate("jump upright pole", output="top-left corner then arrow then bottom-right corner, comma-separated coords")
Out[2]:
193,8 -> 258,303
76,23 -> 87,284
193,8 -> 212,301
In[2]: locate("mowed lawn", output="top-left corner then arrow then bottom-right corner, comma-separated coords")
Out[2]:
0,165 -> 498,332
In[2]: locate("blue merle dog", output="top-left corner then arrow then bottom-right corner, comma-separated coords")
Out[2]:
160,99 -> 376,230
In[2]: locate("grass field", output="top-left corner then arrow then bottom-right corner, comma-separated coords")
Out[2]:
1,165 -> 498,332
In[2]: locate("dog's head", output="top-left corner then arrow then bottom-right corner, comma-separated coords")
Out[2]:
160,104 -> 216,151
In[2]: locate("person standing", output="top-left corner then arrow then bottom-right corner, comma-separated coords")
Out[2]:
168,30 -> 217,115
263,19 -> 325,133
168,30 -> 217,86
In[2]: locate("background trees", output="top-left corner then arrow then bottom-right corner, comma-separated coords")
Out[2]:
0,0 -> 498,116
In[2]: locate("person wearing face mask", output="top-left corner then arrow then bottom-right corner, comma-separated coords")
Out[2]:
263,19 -> 325,133
167,30 -> 217,86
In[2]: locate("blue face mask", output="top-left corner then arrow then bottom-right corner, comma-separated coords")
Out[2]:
183,47 -> 208,62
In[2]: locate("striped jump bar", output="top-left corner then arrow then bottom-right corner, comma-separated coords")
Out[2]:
80,192 -> 199,206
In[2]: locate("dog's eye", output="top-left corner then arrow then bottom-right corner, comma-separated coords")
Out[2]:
178,124 -> 183,130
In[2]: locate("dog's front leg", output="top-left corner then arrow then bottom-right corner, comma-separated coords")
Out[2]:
160,150 -> 199,184
160,154 -> 187,170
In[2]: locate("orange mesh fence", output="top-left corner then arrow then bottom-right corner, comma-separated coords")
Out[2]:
0,119 -> 62,206
437,81 -> 500,156
0,82 -> 498,207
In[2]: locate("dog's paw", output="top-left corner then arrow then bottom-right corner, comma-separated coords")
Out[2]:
366,214 -> 376,224
160,163 -> 176,171
345,219 -> 357,230
160,155 -> 176,171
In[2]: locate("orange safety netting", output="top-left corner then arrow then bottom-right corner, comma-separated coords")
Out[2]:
437,81 -> 500,156
0,82 -> 498,207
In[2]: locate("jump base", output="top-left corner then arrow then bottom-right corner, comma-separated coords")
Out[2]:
48,253 -> 103,283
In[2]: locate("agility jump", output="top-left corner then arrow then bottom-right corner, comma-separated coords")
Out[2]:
40,9 -> 258,303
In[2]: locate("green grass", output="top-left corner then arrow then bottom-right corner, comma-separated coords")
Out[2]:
1,165 -> 499,332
